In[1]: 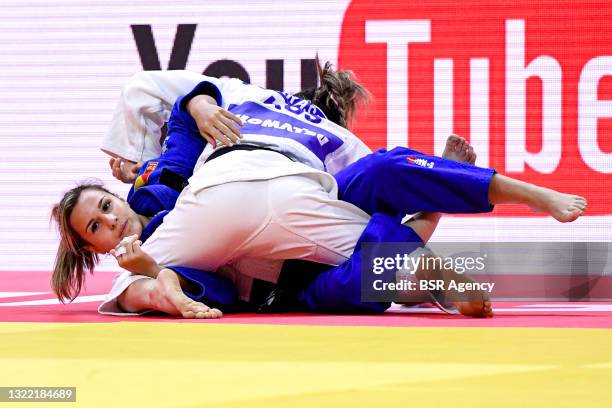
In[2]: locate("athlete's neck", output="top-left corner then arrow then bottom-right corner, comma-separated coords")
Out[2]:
137,214 -> 153,230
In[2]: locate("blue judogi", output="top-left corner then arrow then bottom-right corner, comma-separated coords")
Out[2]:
336,147 -> 495,218
138,148 -> 494,313
296,212 -> 422,314
127,93 -> 206,217
292,148 -> 495,313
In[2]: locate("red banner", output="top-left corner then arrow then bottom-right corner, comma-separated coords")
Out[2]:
339,0 -> 612,216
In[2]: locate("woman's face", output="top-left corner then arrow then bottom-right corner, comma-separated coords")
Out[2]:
69,189 -> 144,254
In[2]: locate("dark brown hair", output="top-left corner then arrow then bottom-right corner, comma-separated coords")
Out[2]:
294,56 -> 371,129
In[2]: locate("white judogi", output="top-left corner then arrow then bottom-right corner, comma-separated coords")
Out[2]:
149,150 -> 369,294
101,70 -> 372,175
99,71 -> 373,314
99,150 -> 370,314
102,70 -> 207,162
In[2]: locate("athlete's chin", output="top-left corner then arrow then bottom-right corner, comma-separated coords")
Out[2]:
125,221 -> 142,240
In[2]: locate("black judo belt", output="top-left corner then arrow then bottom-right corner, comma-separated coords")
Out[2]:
159,168 -> 189,192
160,145 -> 294,193
252,259 -> 332,314
204,144 -> 294,163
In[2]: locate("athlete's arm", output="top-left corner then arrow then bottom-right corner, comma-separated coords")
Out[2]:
117,276 -> 172,313
186,94 -> 243,147
102,71 -> 248,166
102,70 -> 207,163
116,270 -> 222,319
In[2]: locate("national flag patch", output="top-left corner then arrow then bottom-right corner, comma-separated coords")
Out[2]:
134,161 -> 158,191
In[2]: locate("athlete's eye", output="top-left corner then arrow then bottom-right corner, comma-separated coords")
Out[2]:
91,221 -> 99,233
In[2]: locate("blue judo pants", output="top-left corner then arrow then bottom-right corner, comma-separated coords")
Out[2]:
181,147 -> 496,313
297,147 -> 496,314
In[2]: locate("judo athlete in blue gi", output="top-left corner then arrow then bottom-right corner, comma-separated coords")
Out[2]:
52,65 -> 587,319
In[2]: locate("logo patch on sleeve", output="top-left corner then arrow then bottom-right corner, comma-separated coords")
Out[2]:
134,161 -> 158,191
407,156 -> 434,169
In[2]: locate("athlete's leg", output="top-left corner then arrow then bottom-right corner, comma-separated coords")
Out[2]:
297,213 -> 492,317
255,174 -> 369,266
403,211 -> 442,243
335,136 -> 586,222
335,136 -> 494,217
488,174 -> 587,223
297,213 -> 418,314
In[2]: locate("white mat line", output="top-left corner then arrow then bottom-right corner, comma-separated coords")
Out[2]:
0,294 -> 106,306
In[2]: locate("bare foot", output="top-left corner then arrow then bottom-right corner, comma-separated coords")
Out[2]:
532,188 -> 588,223
440,267 -> 493,318
442,134 -> 476,165
415,251 -> 493,318
157,269 -> 223,319
453,291 -> 494,318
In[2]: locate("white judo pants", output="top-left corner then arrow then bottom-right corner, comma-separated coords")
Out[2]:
143,171 -> 371,299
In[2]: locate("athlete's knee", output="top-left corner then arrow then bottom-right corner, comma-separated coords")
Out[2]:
360,149 -> 403,180
369,147 -> 429,176
388,146 -> 419,156
321,270 -> 363,310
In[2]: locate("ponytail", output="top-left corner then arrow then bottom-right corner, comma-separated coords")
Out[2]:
295,56 -> 371,129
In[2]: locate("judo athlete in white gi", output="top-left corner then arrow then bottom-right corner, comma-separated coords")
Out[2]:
106,71 -> 496,316
51,68 -> 587,319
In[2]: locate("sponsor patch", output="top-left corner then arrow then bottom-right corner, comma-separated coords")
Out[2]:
407,155 -> 434,168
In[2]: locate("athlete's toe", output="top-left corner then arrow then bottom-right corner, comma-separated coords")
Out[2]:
182,309 -> 196,319
482,301 -> 494,318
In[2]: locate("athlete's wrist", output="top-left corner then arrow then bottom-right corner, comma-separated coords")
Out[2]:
187,95 -> 218,117
144,263 -> 163,278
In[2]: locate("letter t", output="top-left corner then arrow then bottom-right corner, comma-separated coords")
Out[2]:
366,20 -> 431,149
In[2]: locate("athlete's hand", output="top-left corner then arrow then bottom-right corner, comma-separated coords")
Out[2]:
187,95 -> 243,148
109,157 -> 142,184
110,234 -> 161,278
153,269 -> 224,319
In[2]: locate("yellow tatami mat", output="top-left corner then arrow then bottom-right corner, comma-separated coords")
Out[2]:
0,323 -> 610,407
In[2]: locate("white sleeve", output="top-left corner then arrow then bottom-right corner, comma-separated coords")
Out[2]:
97,271 -> 153,316
101,70 -> 208,162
